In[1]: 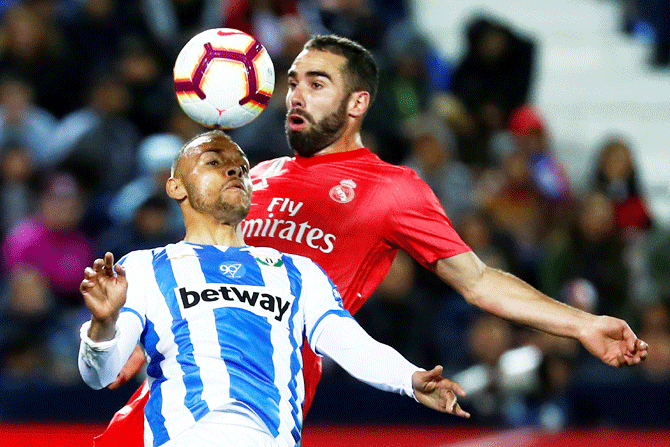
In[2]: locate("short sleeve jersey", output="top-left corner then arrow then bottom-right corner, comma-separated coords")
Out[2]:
118,242 -> 350,447
244,149 -> 470,315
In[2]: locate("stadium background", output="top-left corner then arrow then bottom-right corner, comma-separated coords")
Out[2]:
0,0 -> 668,445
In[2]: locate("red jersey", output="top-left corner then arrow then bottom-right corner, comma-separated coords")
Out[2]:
244,148 -> 470,315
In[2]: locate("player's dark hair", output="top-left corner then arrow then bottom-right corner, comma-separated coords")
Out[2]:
304,35 -> 378,104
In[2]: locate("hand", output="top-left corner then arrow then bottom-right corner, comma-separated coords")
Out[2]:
108,344 -> 147,389
80,252 -> 127,336
412,365 -> 470,418
579,315 -> 648,367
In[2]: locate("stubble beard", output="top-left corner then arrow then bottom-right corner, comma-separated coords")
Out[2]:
187,185 -> 251,226
286,97 -> 348,158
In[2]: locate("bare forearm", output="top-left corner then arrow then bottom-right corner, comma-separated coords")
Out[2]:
435,252 -> 596,340
469,266 -> 594,339
88,315 -> 118,342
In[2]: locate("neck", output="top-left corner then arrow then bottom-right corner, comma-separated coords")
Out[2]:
182,215 -> 246,247
311,127 -> 364,157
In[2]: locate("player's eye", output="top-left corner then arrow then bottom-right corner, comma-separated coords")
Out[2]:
311,82 -> 322,89
207,159 -> 219,166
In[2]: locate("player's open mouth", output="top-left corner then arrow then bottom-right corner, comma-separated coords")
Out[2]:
226,181 -> 246,191
287,114 -> 309,131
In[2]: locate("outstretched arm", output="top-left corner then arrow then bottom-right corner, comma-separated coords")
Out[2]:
435,251 -> 648,366
313,315 -> 470,418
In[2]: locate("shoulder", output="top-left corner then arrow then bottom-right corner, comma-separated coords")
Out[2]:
246,245 -> 323,273
118,245 -> 170,266
358,153 -> 425,184
250,156 -> 293,177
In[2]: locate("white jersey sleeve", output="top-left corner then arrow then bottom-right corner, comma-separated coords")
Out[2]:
294,256 -> 420,399
78,250 -> 151,389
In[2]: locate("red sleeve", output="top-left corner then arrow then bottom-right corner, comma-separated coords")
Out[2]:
385,169 -> 470,270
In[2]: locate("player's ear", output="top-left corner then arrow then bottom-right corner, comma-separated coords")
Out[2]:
348,91 -> 370,118
166,177 -> 186,201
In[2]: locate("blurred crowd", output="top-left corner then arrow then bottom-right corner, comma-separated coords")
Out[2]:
0,0 -> 668,429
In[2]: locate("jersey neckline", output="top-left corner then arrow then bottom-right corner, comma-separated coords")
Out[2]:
293,148 -> 372,168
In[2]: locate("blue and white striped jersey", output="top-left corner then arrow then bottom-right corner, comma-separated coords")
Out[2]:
118,242 -> 351,447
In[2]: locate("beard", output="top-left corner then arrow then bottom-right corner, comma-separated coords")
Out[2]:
186,183 -> 251,225
286,97 -> 348,157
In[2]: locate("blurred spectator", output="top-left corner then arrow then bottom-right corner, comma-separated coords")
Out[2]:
354,250 -> 436,368
507,105 -> 571,204
482,149 -> 545,286
457,209 -> 516,273
52,73 -> 141,239
505,104 -> 573,237
300,0 -> 385,54
449,15 -> 536,168
590,136 -> 653,237
0,3 -> 78,117
97,193 -> 183,260
167,104 -> 207,143
521,332 -> 578,429
450,313 -> 519,424
636,301 -> 670,382
1,172 -> 94,308
223,0 -> 300,59
0,264 -> 57,388
367,21 -> 448,164
642,226 -> 670,300
139,0 -> 223,59
638,0 -> 670,67
116,35 -> 176,136
540,192 -> 632,321
107,133 -> 184,232
0,75 -> 58,169
57,0 -> 149,92
0,142 -> 38,239
402,113 -> 475,226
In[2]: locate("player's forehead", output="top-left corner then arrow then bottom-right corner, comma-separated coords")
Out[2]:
184,135 -> 247,161
288,49 -> 346,81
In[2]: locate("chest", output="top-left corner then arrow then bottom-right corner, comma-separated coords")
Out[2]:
246,167 -> 391,250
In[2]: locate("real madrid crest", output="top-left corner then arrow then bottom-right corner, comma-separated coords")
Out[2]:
329,179 -> 356,203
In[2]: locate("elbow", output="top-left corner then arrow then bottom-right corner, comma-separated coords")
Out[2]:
460,284 -> 484,307
458,266 -> 489,307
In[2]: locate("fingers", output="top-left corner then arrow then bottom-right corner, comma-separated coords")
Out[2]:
80,267 -> 97,292
91,253 -> 119,277
450,380 -> 467,398
622,324 -> 637,352
637,339 -> 649,354
104,252 -> 115,271
448,391 -> 470,418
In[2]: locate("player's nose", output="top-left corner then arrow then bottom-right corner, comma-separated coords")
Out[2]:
288,87 -> 305,109
226,166 -> 243,177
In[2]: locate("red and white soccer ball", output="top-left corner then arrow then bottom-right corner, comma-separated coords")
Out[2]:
173,28 -> 275,129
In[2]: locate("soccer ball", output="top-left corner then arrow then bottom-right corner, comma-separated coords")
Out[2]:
173,28 -> 275,129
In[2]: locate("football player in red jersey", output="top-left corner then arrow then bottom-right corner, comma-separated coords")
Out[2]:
94,35 -> 647,447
